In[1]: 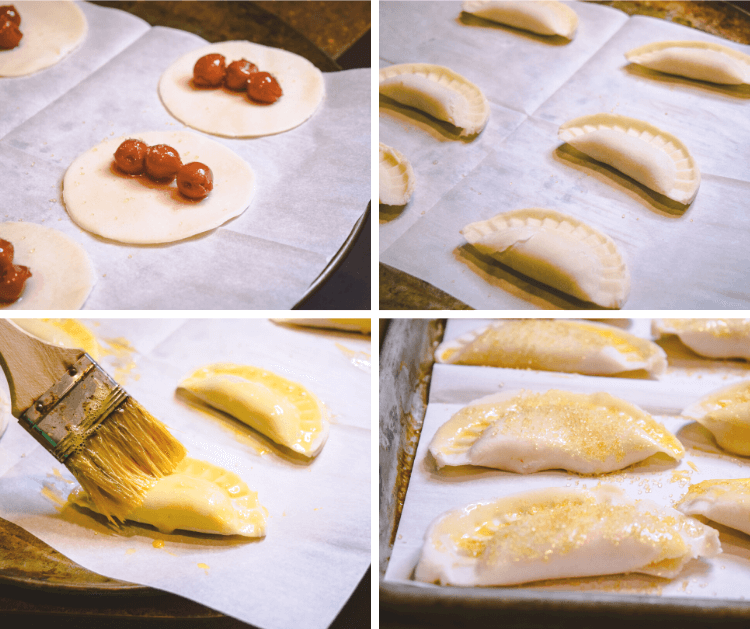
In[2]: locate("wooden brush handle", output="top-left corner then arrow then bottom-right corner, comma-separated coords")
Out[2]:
0,320 -> 83,418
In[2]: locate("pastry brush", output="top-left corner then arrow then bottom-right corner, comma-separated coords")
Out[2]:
0,319 -> 186,522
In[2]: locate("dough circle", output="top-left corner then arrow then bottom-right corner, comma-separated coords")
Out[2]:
63,131 -> 256,244
0,1 -> 87,77
159,41 -> 325,137
0,222 -> 94,310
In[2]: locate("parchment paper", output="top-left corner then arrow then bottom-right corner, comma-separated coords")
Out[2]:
0,319 -> 371,629
380,1 -> 750,309
385,318 -> 750,602
2,22 -> 369,309
0,2 -> 150,139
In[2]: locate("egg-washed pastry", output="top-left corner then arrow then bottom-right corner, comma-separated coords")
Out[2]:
435,319 -> 667,377
179,363 -> 329,458
652,319 -> 750,361
159,41 -> 324,138
0,1 -> 86,77
415,485 -> 720,586
558,113 -> 700,204
63,131 -> 255,244
462,0 -> 577,39
0,222 -> 94,310
461,208 -> 629,308
379,63 -> 489,137
379,143 -> 415,206
682,381 -> 750,455
429,390 -> 683,474
677,479 -> 750,536
69,457 -> 268,537
271,318 -> 370,334
625,41 -> 750,86
13,319 -> 101,359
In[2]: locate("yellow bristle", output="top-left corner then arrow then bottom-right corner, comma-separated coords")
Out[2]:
65,398 -> 186,522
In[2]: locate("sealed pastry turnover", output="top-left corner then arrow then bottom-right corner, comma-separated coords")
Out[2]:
70,457 -> 268,537
379,63 -> 489,136
652,318 -> 750,361
415,486 -> 720,586
677,479 -> 750,536
179,363 -> 329,458
559,113 -> 700,204
379,143 -> 415,206
435,319 -> 667,377
626,40 -> 750,86
462,0 -> 578,39
429,390 -> 684,474
682,381 -> 750,456
461,208 -> 629,308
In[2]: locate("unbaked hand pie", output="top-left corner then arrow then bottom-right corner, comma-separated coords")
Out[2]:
558,113 -> 700,204
379,63 -> 489,136
677,479 -> 750,535
379,143 -> 415,206
461,0 -> 578,39
429,389 -> 683,474
652,319 -> 750,360
682,381 -> 750,455
69,457 -> 268,537
159,41 -> 324,137
63,131 -> 255,244
461,208 -> 629,308
13,319 -> 101,359
0,222 -> 94,310
626,41 -> 750,85
0,1 -> 86,77
415,485 -> 720,586
178,363 -> 329,458
435,319 -> 667,377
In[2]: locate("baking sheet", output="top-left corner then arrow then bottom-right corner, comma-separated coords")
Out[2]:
0,319 -> 371,629
2,18 -> 369,309
0,2 -> 150,139
379,1 -> 750,309
384,318 -> 750,602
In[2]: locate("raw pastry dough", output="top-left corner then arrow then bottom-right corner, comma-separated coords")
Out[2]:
271,318 -> 371,334
70,457 -> 268,537
429,389 -> 684,473
682,381 -> 750,455
558,113 -> 700,204
379,63 -> 489,136
63,131 -> 255,244
415,485 -> 720,586
159,41 -> 324,138
626,41 -> 750,85
0,1 -> 86,77
677,479 -> 750,536
0,222 -> 94,310
13,319 -> 101,359
462,0 -> 578,39
461,208 -> 629,308
179,363 -> 329,457
652,319 -> 750,360
379,143 -> 415,206
435,319 -> 667,376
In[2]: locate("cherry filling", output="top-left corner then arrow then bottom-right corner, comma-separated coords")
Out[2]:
0,238 -> 31,303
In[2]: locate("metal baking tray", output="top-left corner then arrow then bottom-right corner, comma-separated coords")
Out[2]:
379,319 -> 750,625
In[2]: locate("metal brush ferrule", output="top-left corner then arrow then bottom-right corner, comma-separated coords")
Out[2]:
20,354 -> 129,462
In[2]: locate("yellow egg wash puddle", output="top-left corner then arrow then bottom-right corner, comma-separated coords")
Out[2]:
335,342 -> 371,372
41,485 -> 66,509
198,562 -> 210,574
152,539 -> 165,548
126,548 -> 137,555
100,336 -> 138,385
51,467 -> 75,484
